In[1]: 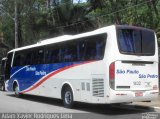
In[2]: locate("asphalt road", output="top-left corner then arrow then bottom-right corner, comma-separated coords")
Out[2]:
0,91 -> 159,119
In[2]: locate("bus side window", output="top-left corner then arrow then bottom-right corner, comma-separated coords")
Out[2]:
34,49 -> 44,64
63,42 -> 77,62
61,41 -> 77,62
13,52 -> 25,66
80,34 -> 106,61
61,45 -> 68,62
13,54 -> 21,66
45,46 -> 60,64
96,41 -> 103,59
69,42 -> 77,62
25,51 -> 33,65
45,48 -> 52,64
85,38 -> 97,60
20,53 -> 25,66
77,40 -> 86,61
14,50 -> 33,66
62,48 -> 69,62
95,37 -> 106,60
53,49 -> 60,63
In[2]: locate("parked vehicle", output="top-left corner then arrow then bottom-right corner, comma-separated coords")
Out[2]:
0,57 -> 7,91
5,25 -> 159,108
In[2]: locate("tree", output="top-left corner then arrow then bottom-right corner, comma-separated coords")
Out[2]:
0,0 -> 160,50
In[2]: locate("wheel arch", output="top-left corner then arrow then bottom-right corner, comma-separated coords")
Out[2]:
12,80 -> 19,91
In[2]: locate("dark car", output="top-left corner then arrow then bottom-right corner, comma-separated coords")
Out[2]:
0,57 -> 7,91
0,75 -> 5,91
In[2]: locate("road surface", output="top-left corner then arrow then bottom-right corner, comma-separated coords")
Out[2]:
0,91 -> 159,119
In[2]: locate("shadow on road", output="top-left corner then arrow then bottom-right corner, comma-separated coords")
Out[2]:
7,94 -> 154,115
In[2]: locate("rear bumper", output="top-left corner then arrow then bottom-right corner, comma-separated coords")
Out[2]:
108,90 -> 159,103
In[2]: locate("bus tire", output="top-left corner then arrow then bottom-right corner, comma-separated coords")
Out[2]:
13,83 -> 21,98
62,86 -> 74,108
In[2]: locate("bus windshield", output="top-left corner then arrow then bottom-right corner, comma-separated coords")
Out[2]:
117,28 -> 155,55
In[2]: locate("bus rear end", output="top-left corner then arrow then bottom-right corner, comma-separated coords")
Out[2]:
109,25 -> 159,103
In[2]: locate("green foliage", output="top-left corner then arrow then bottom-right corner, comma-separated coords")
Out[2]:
0,0 -> 160,50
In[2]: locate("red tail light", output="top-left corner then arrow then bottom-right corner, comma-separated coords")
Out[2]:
109,62 -> 115,90
109,62 -> 115,80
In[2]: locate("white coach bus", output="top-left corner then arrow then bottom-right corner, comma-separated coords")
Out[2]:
5,25 -> 159,108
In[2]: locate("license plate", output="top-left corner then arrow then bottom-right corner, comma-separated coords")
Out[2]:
135,91 -> 143,97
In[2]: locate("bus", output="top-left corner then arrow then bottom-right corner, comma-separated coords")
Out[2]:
5,25 -> 159,108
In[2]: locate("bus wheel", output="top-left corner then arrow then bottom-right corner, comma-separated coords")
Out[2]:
62,86 -> 74,108
14,84 -> 21,97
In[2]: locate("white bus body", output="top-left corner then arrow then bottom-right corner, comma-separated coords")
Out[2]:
5,25 -> 159,107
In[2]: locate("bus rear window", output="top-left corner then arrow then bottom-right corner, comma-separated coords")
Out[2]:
117,29 -> 155,55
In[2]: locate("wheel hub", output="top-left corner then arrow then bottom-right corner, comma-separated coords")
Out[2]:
65,91 -> 72,104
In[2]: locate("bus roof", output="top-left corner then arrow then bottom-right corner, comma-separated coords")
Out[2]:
8,25 -> 115,53
8,25 -> 154,53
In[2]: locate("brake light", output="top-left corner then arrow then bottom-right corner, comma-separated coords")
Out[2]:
109,62 -> 115,80
109,62 -> 115,89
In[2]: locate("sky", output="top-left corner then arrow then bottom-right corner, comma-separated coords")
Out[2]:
74,0 -> 87,3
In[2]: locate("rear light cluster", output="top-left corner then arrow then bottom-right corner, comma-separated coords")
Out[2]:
109,62 -> 115,90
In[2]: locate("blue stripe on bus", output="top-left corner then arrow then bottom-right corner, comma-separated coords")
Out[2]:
7,61 -> 94,92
